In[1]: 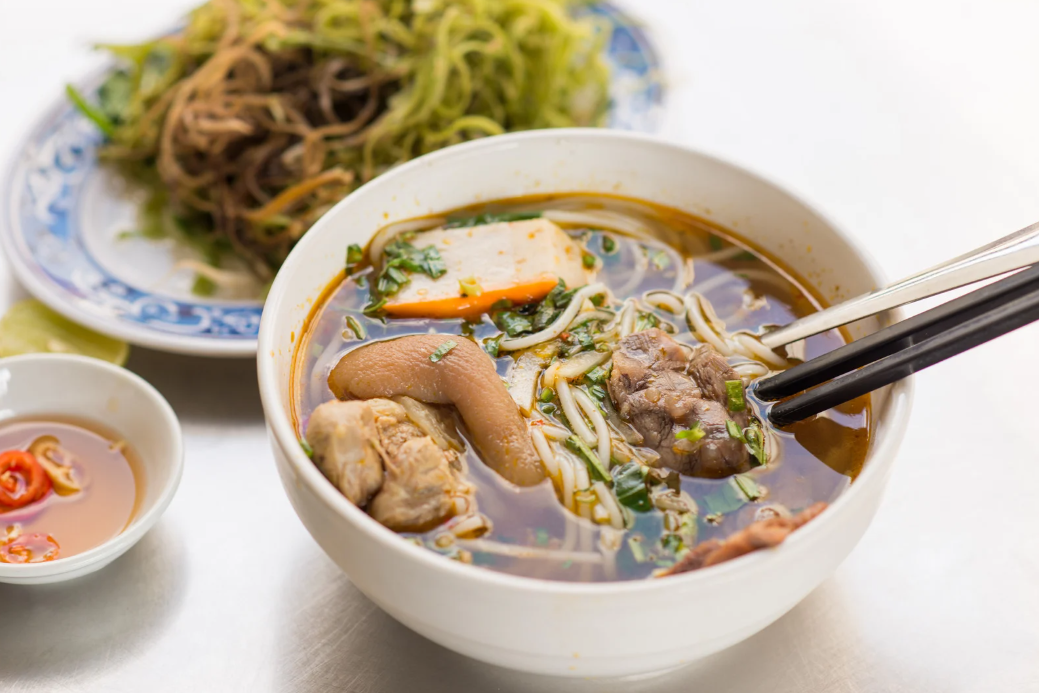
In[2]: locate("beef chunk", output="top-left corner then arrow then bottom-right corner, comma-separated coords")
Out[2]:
607,328 -> 751,478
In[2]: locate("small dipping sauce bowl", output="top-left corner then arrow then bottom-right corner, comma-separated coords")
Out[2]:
0,354 -> 183,584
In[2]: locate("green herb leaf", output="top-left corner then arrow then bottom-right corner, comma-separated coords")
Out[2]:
539,402 -> 557,415
582,253 -> 597,269
444,211 -> 542,228
675,422 -> 706,443
661,533 -> 685,555
733,474 -> 762,501
744,420 -> 768,467
66,84 -> 115,137
726,419 -> 746,442
493,311 -> 534,337
362,297 -> 387,316
565,435 -> 610,483
585,364 -> 610,385
602,235 -> 618,254
346,243 -> 363,271
344,315 -> 366,340
429,340 -> 457,363
299,438 -> 314,459
483,333 -> 505,357
613,462 -> 652,512
725,379 -> 746,412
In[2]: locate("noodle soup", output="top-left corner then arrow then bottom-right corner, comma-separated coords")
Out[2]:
293,194 -> 869,582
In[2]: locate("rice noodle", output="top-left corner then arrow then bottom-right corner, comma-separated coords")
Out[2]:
683,293 -> 730,353
542,209 -> 654,238
450,513 -> 490,538
457,539 -> 603,564
558,449 -> 576,511
368,216 -> 446,265
644,290 -> 685,318
530,426 -> 560,479
541,360 -> 562,389
556,378 -> 596,445
538,423 -> 572,442
567,309 -> 614,330
733,332 -> 787,368
733,361 -> 771,380
593,481 -> 625,530
574,388 -> 612,471
499,284 -> 609,351
556,350 -> 610,380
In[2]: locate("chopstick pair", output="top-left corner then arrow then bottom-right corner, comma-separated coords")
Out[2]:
756,264 -> 1039,426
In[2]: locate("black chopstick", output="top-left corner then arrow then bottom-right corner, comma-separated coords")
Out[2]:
760,266 -> 1039,427
756,263 -> 1039,402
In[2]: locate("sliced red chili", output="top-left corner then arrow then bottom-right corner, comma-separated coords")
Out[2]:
0,450 -> 52,509
0,532 -> 60,563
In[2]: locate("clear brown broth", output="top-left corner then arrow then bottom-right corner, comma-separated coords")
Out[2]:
293,194 -> 870,582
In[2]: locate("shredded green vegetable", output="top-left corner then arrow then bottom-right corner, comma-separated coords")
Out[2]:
72,0 -> 612,282
429,340 -> 457,362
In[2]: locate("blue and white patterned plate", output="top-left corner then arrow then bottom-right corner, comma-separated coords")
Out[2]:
0,3 -> 664,358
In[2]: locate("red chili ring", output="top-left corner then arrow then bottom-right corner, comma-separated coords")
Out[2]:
0,450 -> 52,509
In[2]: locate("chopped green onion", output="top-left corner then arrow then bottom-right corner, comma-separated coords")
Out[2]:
675,422 -> 706,443
628,536 -> 648,563
590,294 -> 605,307
482,334 -> 504,357
539,387 -> 556,403
582,253 -> 597,269
299,438 -> 314,459
708,234 -> 724,251
345,243 -> 363,271
66,84 -> 115,137
588,384 -> 608,403
601,235 -> 617,254
444,211 -> 541,228
493,311 -> 534,337
733,474 -> 762,501
634,311 -> 659,332
344,315 -> 366,340
726,419 -> 746,441
459,277 -> 483,297
661,533 -> 685,555
725,379 -> 746,412
429,340 -> 457,363
539,403 -> 557,415
744,420 -> 768,467
613,462 -> 652,512
565,436 -> 610,482
585,365 -> 610,385
362,297 -> 387,316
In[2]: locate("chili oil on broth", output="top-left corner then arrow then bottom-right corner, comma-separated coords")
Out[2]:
0,417 -> 142,560
293,193 -> 870,582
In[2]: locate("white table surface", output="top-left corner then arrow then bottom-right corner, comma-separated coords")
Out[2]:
1,2 -> 1038,691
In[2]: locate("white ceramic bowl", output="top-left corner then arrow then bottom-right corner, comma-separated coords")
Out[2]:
257,130 -> 913,678
0,354 -> 183,584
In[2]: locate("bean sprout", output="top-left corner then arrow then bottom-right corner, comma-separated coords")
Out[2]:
593,481 -> 625,530
644,290 -> 686,318
530,426 -> 559,479
574,388 -> 612,471
556,350 -> 610,380
556,378 -> 596,445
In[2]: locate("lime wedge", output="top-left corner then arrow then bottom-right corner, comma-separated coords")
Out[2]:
0,300 -> 130,365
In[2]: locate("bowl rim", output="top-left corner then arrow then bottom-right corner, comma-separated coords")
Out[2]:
257,127 -> 914,596
0,353 -> 184,577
